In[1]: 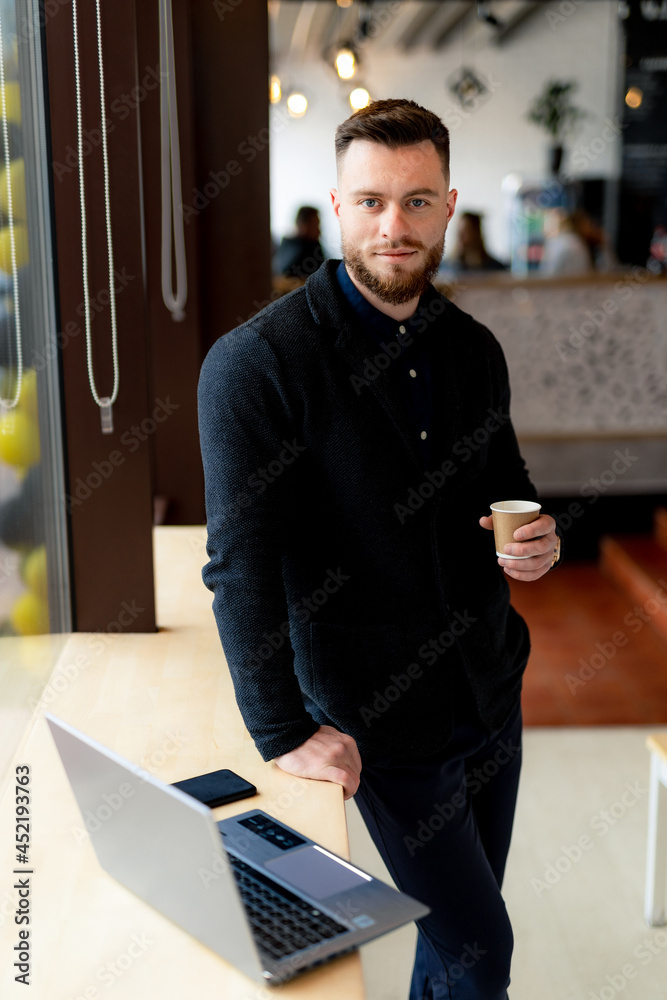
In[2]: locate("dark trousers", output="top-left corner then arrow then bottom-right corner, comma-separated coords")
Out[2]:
353,699 -> 522,1000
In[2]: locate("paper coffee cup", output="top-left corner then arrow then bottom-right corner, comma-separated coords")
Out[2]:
490,500 -> 542,559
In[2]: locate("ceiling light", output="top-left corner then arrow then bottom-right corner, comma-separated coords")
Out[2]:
269,74 -> 281,104
287,92 -> 308,118
350,87 -> 370,111
335,48 -> 356,80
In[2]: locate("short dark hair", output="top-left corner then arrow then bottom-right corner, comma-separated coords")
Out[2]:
295,205 -> 319,229
460,211 -> 483,233
335,99 -> 450,181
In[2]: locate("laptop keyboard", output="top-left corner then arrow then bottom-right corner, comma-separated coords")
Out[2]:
228,855 -> 348,960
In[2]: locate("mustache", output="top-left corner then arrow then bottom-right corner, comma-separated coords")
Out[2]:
373,240 -> 426,252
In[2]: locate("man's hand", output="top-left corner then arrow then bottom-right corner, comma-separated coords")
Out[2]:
479,513 -> 558,582
273,725 -> 362,800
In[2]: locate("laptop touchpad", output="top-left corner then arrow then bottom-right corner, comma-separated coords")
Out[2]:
265,846 -> 370,900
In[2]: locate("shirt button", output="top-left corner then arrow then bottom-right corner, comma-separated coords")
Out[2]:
398,325 -> 406,334
409,368 -> 417,378
420,431 -> 427,440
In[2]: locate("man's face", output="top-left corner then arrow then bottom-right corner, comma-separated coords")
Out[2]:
330,139 -> 457,305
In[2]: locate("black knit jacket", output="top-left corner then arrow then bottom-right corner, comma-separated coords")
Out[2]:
198,259 -> 538,764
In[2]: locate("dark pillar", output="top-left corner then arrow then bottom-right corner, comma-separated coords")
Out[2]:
189,0 -> 273,356
45,0 -> 156,631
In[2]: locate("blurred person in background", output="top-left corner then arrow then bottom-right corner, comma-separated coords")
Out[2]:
539,208 -> 591,276
273,205 -> 326,279
451,211 -> 507,272
570,209 -> 617,273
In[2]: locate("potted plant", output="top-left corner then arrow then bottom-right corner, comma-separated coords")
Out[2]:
527,80 -> 588,176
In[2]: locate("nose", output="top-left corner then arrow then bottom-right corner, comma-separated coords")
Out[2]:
379,204 -> 410,243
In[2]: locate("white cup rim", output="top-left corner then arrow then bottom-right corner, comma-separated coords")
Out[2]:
490,500 -> 542,514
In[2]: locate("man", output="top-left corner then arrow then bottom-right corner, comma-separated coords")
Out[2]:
273,205 -> 326,278
198,99 -> 560,1000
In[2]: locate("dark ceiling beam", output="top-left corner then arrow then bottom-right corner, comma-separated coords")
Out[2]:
493,1 -> 543,45
399,2 -> 449,50
320,2 -> 359,54
434,2 -> 475,50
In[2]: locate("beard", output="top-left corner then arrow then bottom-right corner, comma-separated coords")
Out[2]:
341,233 -> 445,305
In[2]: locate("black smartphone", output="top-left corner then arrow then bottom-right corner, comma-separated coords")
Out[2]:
171,768 -> 257,808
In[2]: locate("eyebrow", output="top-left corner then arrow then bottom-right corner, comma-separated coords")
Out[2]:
349,188 -> 441,199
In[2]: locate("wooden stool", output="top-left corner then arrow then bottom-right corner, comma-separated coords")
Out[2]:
646,734 -> 667,926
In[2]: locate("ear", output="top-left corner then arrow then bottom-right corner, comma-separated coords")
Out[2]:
446,187 -> 458,226
330,187 -> 342,220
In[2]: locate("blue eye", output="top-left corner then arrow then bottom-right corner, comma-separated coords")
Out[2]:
410,199 -> 426,208
362,199 -> 378,208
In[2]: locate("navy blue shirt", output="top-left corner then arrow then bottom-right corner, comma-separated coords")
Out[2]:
336,260 -> 437,467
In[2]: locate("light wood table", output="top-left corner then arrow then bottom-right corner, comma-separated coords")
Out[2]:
646,733 -> 667,926
0,527 -> 365,999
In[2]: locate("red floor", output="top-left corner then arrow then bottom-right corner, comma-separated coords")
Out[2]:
509,562 -> 667,726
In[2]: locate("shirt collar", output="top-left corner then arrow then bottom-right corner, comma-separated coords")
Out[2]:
335,260 -> 442,345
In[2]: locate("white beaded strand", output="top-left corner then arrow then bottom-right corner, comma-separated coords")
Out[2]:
72,0 -> 119,432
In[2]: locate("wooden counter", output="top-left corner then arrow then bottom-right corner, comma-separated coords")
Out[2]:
0,527 -> 365,999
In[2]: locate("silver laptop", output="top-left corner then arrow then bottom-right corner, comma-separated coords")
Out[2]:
45,713 -> 429,985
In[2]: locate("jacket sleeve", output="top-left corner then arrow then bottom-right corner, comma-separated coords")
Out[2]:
478,328 -> 539,506
197,327 -> 320,761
